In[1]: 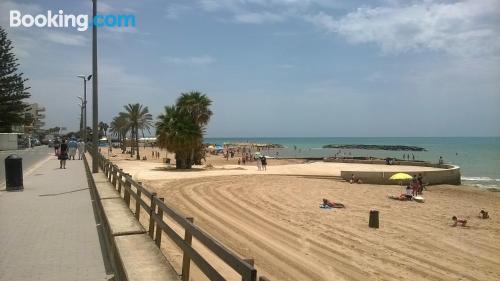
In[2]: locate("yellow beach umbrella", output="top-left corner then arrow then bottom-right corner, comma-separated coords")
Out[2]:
389,173 -> 413,180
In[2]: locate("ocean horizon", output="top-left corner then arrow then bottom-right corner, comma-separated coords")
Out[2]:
205,137 -> 500,189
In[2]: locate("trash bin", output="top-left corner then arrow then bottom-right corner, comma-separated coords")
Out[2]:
369,210 -> 379,228
5,154 -> 23,191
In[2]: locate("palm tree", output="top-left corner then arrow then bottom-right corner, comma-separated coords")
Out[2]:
122,103 -> 153,160
156,105 -> 202,169
176,91 -> 213,127
98,121 -> 109,138
176,92 -> 213,164
109,113 -> 129,152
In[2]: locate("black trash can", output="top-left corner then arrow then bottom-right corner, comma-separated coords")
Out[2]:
5,154 -> 23,191
369,210 -> 379,228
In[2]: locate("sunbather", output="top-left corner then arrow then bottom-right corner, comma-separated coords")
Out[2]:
388,186 -> 413,201
452,216 -> 467,227
322,198 -> 345,208
479,210 -> 490,219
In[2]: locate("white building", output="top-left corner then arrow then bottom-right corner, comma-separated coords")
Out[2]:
24,103 -> 46,134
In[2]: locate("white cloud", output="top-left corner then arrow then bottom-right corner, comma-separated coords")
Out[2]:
163,55 -> 216,66
97,2 -> 114,13
45,32 -> 87,46
165,4 -> 191,19
234,11 -> 285,24
306,0 -> 500,57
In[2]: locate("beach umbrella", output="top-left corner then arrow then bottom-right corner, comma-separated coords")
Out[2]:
389,173 -> 413,180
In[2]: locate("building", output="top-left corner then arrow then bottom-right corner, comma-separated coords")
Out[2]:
14,103 -> 46,136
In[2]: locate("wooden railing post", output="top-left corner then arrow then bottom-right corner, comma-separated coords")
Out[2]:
117,169 -> 123,193
135,182 -> 142,220
108,163 -> 112,180
155,197 -> 164,247
111,168 -> 117,187
148,193 -> 157,238
124,180 -> 131,207
181,217 -> 194,281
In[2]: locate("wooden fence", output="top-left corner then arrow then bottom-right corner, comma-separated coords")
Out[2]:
92,151 -> 269,281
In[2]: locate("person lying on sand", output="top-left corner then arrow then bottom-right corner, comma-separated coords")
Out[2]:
388,186 -> 413,201
479,210 -> 490,219
452,216 -> 467,227
321,198 -> 345,208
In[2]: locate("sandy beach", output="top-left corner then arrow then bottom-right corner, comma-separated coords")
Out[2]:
109,147 -> 500,281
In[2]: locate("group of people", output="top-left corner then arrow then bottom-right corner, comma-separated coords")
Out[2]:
54,138 -> 85,169
452,210 -> 490,227
402,153 -> 415,160
389,174 -> 426,201
411,174 -> 426,196
151,150 -> 161,159
256,156 -> 268,171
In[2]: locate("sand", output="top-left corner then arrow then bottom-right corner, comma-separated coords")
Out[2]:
108,147 -> 500,280
107,147 -> 444,181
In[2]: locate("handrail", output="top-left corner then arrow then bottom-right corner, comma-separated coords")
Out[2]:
154,197 -> 256,280
87,146 -> 262,281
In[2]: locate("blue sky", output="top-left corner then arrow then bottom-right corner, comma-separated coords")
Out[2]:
1,0 -> 500,137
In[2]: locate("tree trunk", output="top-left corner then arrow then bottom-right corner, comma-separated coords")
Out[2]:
130,128 -> 134,157
135,127 -> 140,160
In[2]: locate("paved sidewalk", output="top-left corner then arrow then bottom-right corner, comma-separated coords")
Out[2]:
0,157 -> 111,281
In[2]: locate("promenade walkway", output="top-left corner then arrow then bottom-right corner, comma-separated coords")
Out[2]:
0,156 -> 111,281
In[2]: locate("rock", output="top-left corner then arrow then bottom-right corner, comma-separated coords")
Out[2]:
322,144 -> 426,151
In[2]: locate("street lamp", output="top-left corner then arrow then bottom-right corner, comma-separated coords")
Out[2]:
77,99 -> 84,140
92,0 -> 99,173
77,75 -> 92,146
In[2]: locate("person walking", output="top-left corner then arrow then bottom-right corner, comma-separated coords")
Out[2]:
77,140 -> 85,160
257,156 -> 262,171
54,138 -> 61,156
261,156 -> 267,171
67,138 -> 78,160
58,139 -> 69,169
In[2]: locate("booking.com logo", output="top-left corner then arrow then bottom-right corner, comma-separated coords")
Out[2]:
10,10 -> 136,32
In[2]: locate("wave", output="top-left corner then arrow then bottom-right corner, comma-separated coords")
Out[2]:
461,177 -> 500,182
461,177 -> 500,190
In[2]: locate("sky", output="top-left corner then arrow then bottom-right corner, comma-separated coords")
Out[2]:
1,0 -> 500,137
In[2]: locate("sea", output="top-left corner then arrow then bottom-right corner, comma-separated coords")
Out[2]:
205,137 -> 500,190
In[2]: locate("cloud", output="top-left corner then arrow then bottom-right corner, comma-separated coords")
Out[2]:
45,32 -> 87,46
98,2 -> 115,13
163,55 -> 216,66
306,0 -> 500,57
190,0 -> 500,57
234,11 -> 285,24
165,4 -> 191,20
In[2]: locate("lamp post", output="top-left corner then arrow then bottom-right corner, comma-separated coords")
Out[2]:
92,0 -> 99,173
77,99 -> 84,137
77,75 -> 92,146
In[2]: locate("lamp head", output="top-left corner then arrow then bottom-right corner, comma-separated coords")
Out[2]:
87,75 -> 93,81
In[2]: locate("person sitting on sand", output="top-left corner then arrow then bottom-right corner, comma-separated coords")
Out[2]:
321,198 -> 345,208
349,174 -> 362,184
479,210 -> 490,219
452,216 -> 467,227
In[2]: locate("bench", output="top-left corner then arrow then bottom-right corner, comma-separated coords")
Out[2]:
101,198 -> 146,236
93,172 -> 110,183
95,181 -> 121,200
114,234 -> 180,281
